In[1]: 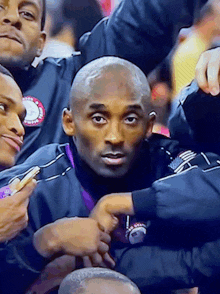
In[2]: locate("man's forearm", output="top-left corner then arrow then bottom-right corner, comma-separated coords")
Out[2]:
80,0 -> 209,75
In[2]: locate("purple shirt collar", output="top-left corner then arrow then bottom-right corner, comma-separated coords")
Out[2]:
65,144 -> 95,212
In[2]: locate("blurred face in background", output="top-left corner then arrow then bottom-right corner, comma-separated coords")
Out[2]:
0,0 -> 46,67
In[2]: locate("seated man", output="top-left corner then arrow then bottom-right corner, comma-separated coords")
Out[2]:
58,267 -> 141,294
0,64 -> 36,242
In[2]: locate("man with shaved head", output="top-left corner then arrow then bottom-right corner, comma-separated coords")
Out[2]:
2,56 -> 220,294
58,268 -> 141,294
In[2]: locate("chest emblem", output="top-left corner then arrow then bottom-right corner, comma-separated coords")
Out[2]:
22,96 -> 46,126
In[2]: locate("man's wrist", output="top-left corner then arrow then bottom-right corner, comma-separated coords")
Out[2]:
104,193 -> 134,215
33,223 -> 62,258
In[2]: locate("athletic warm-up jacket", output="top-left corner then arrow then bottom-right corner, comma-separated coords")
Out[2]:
0,135 -> 220,293
15,0 -> 208,164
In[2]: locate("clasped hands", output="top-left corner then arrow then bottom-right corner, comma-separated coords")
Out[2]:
33,217 -> 115,268
33,193 -> 135,269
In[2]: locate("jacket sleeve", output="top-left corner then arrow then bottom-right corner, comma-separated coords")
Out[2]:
132,152 -> 220,225
0,226 -> 48,293
114,238 -> 220,292
79,0 -> 208,75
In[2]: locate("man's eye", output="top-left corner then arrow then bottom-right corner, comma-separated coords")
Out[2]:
0,5 -> 5,11
125,114 -> 138,124
92,115 -> 106,124
20,11 -> 35,20
0,103 -> 7,113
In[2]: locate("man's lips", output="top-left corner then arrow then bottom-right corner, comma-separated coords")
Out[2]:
101,153 -> 126,165
1,135 -> 23,152
0,33 -> 22,44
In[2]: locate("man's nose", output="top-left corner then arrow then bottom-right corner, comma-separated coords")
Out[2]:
1,7 -> 22,29
8,114 -> 25,138
105,122 -> 124,145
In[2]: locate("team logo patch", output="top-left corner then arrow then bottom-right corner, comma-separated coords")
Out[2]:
22,96 -> 45,126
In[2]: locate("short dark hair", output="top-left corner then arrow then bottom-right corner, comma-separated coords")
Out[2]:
41,0 -> 46,30
58,268 -> 140,294
0,64 -> 14,79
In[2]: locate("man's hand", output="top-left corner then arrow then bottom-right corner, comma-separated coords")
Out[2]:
195,47 -> 220,96
33,217 -> 111,259
90,193 -> 134,233
0,179 -> 36,242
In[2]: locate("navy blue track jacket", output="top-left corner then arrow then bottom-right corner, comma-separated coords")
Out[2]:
0,135 -> 220,293
15,0 -> 208,164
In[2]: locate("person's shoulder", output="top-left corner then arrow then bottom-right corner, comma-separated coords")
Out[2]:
38,51 -> 81,66
24,143 -> 66,165
148,133 -> 181,157
0,144 -> 67,184
34,52 -> 82,80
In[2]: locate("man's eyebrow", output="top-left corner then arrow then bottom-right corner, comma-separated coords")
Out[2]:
89,103 -> 106,111
19,1 -> 40,12
126,104 -> 144,111
0,95 -> 26,120
0,95 -> 16,105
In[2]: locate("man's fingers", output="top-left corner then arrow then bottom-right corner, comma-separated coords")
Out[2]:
196,48 -> 220,95
90,252 -> 103,266
82,256 -> 93,268
207,58 -> 220,95
102,252 -> 116,268
195,53 -> 209,92
98,241 -> 109,254
9,178 -> 20,191
14,179 -> 37,204
16,211 -> 29,227
100,231 -> 111,243
99,215 -> 119,233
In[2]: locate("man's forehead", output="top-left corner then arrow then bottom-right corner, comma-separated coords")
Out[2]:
72,66 -> 150,112
24,0 -> 43,11
0,72 -> 22,96
4,0 -> 42,8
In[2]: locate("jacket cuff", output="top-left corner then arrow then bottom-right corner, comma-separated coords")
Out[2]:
132,188 -> 157,220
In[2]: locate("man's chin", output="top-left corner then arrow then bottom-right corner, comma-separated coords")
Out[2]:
96,165 -> 129,179
0,55 -> 30,70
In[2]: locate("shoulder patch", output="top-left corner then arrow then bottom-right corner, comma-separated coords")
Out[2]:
22,96 -> 45,126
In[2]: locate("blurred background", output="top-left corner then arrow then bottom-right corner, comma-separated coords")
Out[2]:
35,0 -> 220,138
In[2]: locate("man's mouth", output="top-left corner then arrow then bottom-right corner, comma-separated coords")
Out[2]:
1,135 -> 23,152
101,153 -> 126,165
0,33 -> 22,44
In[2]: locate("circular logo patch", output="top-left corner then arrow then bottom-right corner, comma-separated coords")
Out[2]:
22,96 -> 45,126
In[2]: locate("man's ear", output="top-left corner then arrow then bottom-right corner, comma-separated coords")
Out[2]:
62,108 -> 76,136
146,111 -> 156,138
36,32 -> 47,57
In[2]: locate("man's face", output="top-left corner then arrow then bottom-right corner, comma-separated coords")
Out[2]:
64,74 -> 153,178
81,278 -> 140,294
0,73 -> 25,169
0,0 -> 46,67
